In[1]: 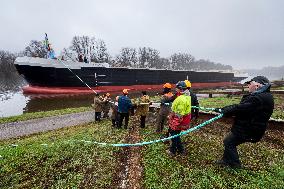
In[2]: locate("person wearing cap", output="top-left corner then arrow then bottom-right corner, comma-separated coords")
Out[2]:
117,89 -> 132,129
135,91 -> 151,128
214,76 -> 274,168
92,93 -> 103,121
167,81 -> 192,156
184,80 -> 199,120
156,83 -> 173,132
102,93 -> 111,118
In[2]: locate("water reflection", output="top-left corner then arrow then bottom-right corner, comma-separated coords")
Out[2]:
24,94 -> 95,112
0,92 -> 30,117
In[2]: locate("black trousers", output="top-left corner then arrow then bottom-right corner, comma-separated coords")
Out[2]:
103,110 -> 110,118
112,119 -> 117,127
140,116 -> 146,128
118,112 -> 129,129
169,130 -> 184,154
223,132 -> 247,166
95,112 -> 101,121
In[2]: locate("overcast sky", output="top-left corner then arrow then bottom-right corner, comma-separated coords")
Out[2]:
1,0 -> 283,69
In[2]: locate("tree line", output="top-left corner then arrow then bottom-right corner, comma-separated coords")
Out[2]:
0,51 -> 26,92
0,35 -> 232,74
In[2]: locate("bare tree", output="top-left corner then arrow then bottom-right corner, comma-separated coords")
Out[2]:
24,40 -> 47,58
115,47 -> 138,67
92,39 -> 111,63
61,36 -> 110,63
169,53 -> 195,70
0,50 -> 16,73
194,59 -> 232,71
0,50 -> 25,92
138,47 -> 160,68
156,58 -> 170,69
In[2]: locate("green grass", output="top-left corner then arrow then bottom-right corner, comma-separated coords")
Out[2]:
0,106 -> 92,124
141,119 -> 284,189
271,86 -> 284,90
199,95 -> 284,120
1,94 -> 283,188
0,120 -> 127,188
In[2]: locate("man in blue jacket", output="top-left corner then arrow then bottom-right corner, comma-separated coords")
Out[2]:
117,89 -> 132,129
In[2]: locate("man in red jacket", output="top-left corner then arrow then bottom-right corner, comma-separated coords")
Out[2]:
167,81 -> 191,156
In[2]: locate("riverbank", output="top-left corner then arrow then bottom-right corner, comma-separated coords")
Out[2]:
1,112 -> 283,188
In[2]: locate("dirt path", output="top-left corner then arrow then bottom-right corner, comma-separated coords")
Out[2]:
0,111 -> 95,140
111,116 -> 143,189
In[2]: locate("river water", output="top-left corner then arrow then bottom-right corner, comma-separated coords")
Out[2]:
0,91 -> 95,118
0,89 -> 223,118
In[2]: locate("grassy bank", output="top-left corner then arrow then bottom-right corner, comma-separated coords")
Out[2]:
0,106 -> 92,124
0,111 -> 283,188
1,94 -> 283,188
0,120 -> 127,188
141,119 -> 284,188
199,94 -> 284,120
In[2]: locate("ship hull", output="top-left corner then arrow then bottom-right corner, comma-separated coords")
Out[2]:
14,57 -> 244,94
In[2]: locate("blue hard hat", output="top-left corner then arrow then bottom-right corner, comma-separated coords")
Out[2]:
175,81 -> 187,90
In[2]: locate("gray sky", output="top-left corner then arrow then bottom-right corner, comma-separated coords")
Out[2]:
1,0 -> 283,69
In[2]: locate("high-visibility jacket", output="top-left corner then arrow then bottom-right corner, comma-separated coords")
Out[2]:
171,94 -> 191,116
169,92 -> 192,131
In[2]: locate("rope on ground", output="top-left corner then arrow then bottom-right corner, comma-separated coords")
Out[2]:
1,113 -> 223,152
78,113 -> 223,147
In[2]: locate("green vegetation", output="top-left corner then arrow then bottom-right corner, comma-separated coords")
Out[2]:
271,86 -> 284,90
0,120 -> 127,188
0,107 -> 91,124
0,94 -> 283,188
199,96 -> 241,108
141,119 -> 284,189
199,95 -> 284,120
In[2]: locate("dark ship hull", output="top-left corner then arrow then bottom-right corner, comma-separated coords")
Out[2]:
14,57 -> 246,94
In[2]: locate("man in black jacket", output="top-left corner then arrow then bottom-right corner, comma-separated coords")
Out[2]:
215,76 -> 274,168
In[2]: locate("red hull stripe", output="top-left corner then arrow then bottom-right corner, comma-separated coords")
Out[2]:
22,82 -> 236,94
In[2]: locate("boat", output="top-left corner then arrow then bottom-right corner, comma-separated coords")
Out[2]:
14,56 -> 247,94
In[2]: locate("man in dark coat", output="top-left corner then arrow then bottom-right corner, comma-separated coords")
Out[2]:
215,76 -> 274,168
117,89 -> 132,129
156,83 -> 173,133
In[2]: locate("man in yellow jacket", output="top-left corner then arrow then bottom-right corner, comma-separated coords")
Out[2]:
135,91 -> 150,128
167,81 -> 191,156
